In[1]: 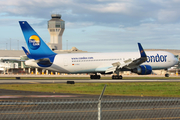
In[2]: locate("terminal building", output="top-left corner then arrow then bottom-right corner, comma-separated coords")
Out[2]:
0,14 -> 179,75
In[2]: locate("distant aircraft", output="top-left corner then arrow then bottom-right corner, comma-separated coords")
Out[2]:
19,21 -> 178,79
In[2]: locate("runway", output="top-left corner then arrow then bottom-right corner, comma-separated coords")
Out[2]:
0,79 -> 180,84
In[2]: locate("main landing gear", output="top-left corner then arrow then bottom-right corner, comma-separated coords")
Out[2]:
90,72 -> 123,79
112,75 -> 123,79
112,69 -> 123,79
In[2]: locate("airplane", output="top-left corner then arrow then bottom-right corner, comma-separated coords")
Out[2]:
19,21 -> 178,79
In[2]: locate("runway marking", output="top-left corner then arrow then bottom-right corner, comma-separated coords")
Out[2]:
29,82 -> 40,84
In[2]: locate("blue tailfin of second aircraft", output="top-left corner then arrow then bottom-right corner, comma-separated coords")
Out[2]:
19,21 -> 56,60
138,43 -> 147,58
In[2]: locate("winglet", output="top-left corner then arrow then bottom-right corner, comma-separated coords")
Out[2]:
138,43 -> 147,57
22,46 -> 33,59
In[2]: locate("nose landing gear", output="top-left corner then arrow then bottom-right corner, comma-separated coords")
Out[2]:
165,73 -> 169,77
112,75 -> 123,79
90,74 -> 101,79
165,69 -> 169,77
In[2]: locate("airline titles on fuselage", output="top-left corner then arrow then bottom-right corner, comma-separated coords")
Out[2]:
71,54 -> 168,63
147,54 -> 167,63
71,57 -> 94,60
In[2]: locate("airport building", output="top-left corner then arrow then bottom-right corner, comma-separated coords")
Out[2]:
47,14 -> 65,50
0,14 -> 179,75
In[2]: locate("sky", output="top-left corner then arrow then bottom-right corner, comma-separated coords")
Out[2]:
0,0 -> 180,52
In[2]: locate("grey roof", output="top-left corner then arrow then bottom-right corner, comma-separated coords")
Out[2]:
0,50 -> 25,57
0,49 -> 87,57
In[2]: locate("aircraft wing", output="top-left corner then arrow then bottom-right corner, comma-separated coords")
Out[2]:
105,43 -> 147,73
123,57 -> 147,69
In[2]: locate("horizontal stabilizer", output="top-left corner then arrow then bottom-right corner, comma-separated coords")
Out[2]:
22,47 -> 33,59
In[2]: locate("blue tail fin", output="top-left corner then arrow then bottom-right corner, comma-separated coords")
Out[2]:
138,43 -> 147,58
19,21 -> 56,59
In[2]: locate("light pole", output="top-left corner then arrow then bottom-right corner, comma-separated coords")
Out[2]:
66,40 -> 68,50
6,43 -> 7,50
10,38 -> 11,50
17,40 -> 19,50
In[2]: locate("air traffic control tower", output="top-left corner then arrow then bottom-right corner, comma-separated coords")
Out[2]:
47,14 -> 65,50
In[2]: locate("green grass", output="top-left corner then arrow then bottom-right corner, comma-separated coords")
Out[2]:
1,82 -> 180,97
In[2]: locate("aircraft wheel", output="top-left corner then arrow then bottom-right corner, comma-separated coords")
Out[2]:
165,73 -> 169,77
90,75 -> 94,79
90,75 -> 101,79
112,75 -> 123,79
119,75 -> 123,79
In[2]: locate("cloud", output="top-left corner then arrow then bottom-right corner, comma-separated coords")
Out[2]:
1,0 -> 180,27
1,0 -> 180,52
89,2 -> 132,14
65,22 -> 180,52
157,10 -> 179,23
66,22 -> 94,28
0,0 -> 71,17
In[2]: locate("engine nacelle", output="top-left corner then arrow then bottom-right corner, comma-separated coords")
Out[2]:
132,65 -> 152,75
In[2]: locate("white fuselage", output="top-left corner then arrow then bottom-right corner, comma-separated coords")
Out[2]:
25,51 -> 178,73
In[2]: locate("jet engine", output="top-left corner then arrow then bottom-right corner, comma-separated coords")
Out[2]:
132,65 -> 152,75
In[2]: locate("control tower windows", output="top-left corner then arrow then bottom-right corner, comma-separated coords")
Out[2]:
56,25 -> 60,28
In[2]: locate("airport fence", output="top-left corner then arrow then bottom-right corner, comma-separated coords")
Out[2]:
1,97 -> 180,120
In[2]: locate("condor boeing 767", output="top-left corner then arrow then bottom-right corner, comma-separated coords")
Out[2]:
19,21 -> 178,79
